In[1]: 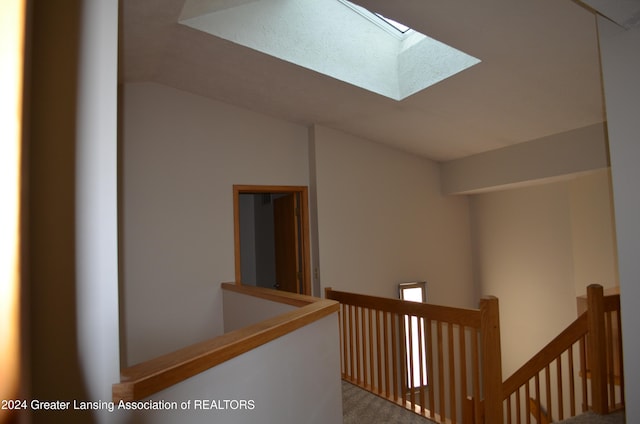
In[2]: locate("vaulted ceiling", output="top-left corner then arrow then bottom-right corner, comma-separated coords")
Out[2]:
120,0 -> 606,162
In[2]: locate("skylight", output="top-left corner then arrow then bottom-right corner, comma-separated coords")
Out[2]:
179,0 -> 481,101
337,0 -> 413,39
375,13 -> 411,34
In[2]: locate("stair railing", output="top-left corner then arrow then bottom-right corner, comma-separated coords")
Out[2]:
500,284 -> 624,424
325,288 -> 503,424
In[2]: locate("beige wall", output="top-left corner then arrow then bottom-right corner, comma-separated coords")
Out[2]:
470,170 -> 618,376
124,314 -> 343,424
122,82 -> 309,365
568,168 -> 619,296
312,125 -> 475,308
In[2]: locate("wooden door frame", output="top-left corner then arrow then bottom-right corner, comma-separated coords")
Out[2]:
233,185 -> 311,295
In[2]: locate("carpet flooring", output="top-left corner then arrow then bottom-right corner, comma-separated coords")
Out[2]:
342,380 -> 625,424
342,381 -> 435,424
557,410 -> 626,424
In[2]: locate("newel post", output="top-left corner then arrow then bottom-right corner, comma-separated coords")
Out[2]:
587,284 -> 608,414
324,287 -> 333,299
480,296 -> 503,424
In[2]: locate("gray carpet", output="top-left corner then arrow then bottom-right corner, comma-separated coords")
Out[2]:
342,380 -> 625,424
342,380 -> 436,424
557,410 -> 626,424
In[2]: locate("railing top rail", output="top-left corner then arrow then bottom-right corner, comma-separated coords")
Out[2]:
113,284 -> 338,402
502,312 -> 588,399
221,282 -> 323,307
325,288 -> 481,328
603,293 -> 620,313
578,286 -> 620,313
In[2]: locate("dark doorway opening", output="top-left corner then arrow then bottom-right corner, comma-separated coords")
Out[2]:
233,185 -> 311,295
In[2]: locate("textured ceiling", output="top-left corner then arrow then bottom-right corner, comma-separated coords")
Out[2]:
120,0 -> 605,162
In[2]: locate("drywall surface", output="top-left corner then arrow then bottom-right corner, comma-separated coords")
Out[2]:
222,289 -> 296,333
598,17 -> 640,421
311,125 -> 475,308
121,82 -> 309,365
471,182 -> 577,376
75,0 -> 122,418
568,169 -> 619,296
122,313 -> 343,424
470,170 -> 618,377
441,123 -> 609,195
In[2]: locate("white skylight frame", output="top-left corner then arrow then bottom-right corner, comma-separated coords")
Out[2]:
179,0 -> 481,101
375,13 -> 411,34
337,0 -> 413,40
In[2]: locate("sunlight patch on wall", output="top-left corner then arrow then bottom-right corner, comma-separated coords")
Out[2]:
0,0 -> 25,414
179,0 -> 480,101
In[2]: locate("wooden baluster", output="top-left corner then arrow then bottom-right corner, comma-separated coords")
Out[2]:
525,382 -> 531,424
587,284 -> 607,414
579,336 -> 588,412
366,307 -> 372,390
616,309 -> 625,407
460,325 -> 468,421
365,307 -> 369,389
437,321 -> 446,419
426,318 -> 435,419
463,396 -> 474,424
556,356 -> 564,421
408,315 -> 415,409
472,329 -> 481,424
606,310 -> 615,407
376,309 -> 382,395
534,374 -> 541,424
401,313 -> 409,406
568,344 -> 576,416
516,387 -> 521,424
448,322 -> 457,423
383,311 -> 390,399
355,306 -> 361,385
507,395 -> 512,424
337,304 -> 344,377
418,317 -> 426,414
349,305 -> 357,383
391,312 -> 399,403
545,365 -> 552,420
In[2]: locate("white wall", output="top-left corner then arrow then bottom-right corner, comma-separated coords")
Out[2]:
27,1 -> 123,422
122,313 -> 343,424
122,82 -> 309,365
311,125 -> 475,308
75,0 -> 121,419
222,290 -> 296,332
597,17 -> 640,421
441,123 -> 609,195
568,168 -> 619,295
470,170 -> 618,376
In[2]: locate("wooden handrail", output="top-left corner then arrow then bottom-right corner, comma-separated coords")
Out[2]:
113,284 -> 338,402
326,289 -> 481,328
221,281 -> 323,307
502,312 -> 588,397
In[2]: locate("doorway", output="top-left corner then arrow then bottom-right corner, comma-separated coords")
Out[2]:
233,185 -> 311,295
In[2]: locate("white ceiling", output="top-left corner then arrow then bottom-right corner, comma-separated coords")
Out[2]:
120,0 -> 606,162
